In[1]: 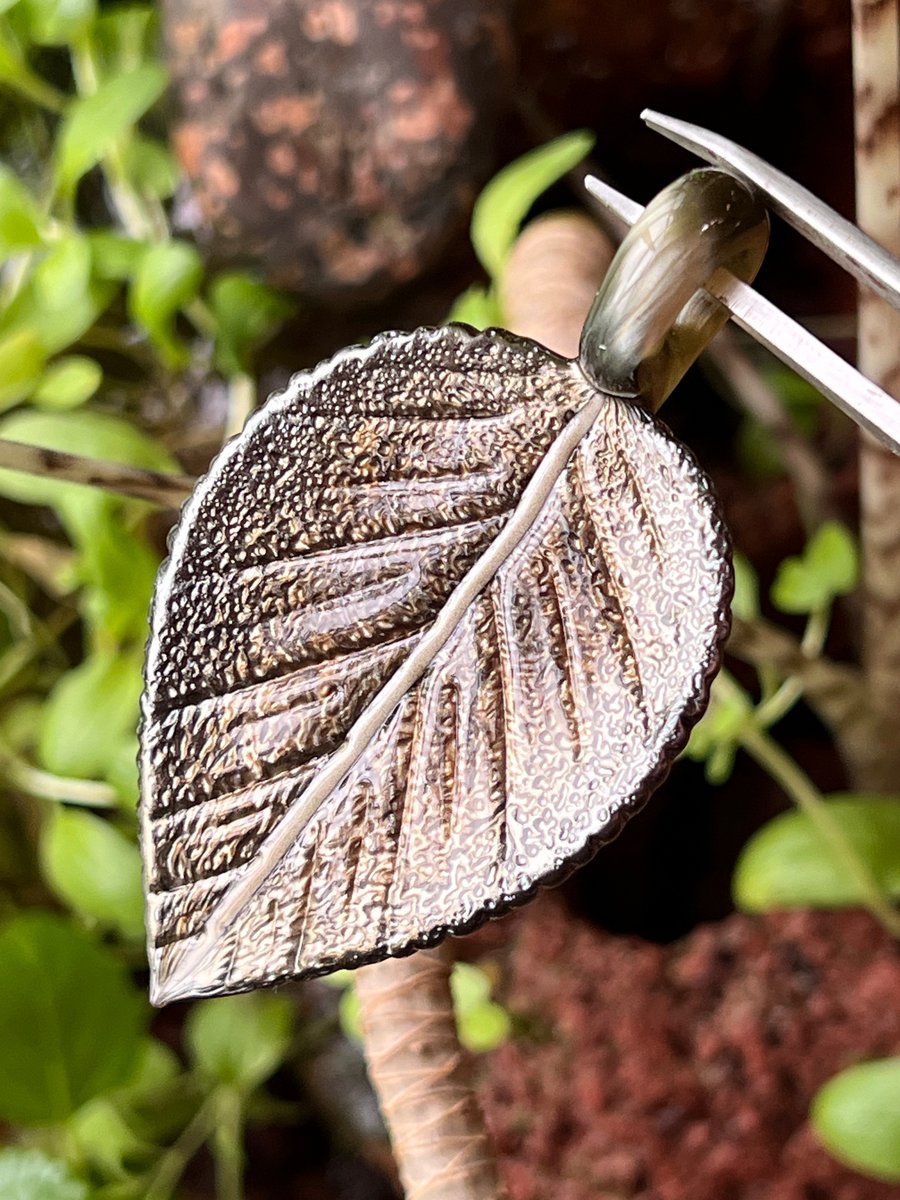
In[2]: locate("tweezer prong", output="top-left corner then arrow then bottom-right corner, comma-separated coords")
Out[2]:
641,109 -> 900,311
584,174 -> 900,456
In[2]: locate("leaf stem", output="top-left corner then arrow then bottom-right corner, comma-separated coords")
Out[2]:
144,1097 -> 216,1200
0,743 -> 119,808
736,712 -> 900,938
212,1086 -> 246,1200
753,602 -> 831,729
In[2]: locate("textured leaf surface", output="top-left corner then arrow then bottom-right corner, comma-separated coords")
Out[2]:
141,326 -> 730,1003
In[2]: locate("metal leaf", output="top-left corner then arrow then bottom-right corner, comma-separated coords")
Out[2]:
141,325 -> 730,1004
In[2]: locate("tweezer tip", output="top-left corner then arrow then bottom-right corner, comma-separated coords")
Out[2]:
641,108 -> 673,128
641,109 -> 698,141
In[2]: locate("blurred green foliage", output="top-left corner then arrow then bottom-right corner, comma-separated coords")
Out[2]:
688,518 -> 900,1179
0,2 -> 297,1195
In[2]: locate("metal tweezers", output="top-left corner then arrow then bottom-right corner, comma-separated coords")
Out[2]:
585,110 -> 900,456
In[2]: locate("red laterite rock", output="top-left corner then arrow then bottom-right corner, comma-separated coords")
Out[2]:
162,0 -> 513,303
479,898 -> 900,1200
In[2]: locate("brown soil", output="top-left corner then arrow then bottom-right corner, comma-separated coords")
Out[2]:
477,898 -> 900,1200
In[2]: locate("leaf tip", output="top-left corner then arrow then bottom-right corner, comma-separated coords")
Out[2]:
149,934 -> 219,1006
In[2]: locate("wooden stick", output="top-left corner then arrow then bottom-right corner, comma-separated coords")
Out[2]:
0,438 -> 194,507
355,947 -> 508,1200
500,211 -> 615,357
851,0 -> 900,789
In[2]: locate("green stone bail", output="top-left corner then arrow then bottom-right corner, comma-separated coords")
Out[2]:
579,168 -> 770,411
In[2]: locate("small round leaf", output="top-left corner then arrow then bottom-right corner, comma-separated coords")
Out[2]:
185,994 -> 293,1091
812,1057 -> 900,1183
40,807 -> 144,938
33,357 -> 102,410
734,795 -> 900,912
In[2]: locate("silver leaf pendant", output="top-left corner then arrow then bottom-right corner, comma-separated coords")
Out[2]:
141,325 -> 730,1003
141,168 -> 768,1004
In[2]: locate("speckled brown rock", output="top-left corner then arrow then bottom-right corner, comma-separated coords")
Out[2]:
163,0 -> 512,302
478,898 -> 900,1200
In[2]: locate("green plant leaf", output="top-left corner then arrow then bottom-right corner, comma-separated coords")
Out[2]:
812,1057 -> 900,1183
0,21 -> 67,111
1,280 -> 115,358
93,4 -> 157,76
0,1149 -> 87,1200
458,1001 -> 511,1053
39,648 -> 143,781
805,521 -> 858,591
74,511 -> 161,643
1,236 -> 115,356
40,806 -> 144,938
120,135 -> 180,199
731,552 -> 759,621
771,521 -> 859,614
450,961 -> 491,1011
471,130 -> 594,280
209,272 -> 294,377
16,0 -> 95,45
104,733 -> 141,809
55,63 -> 167,193
0,165 -> 43,253
733,794 -> 900,912
186,994 -> 294,1091
0,912 -> 145,1124
87,229 -> 148,281
65,1098 -> 148,1183
338,985 -> 362,1043
0,327 -> 45,410
33,356 -> 102,409
450,962 -> 510,1053
129,240 -> 203,367
446,283 -> 504,330
67,1037 -> 184,1177
683,675 -> 751,783
117,1036 -> 181,1102
0,410 -> 167,644
33,237 -> 92,312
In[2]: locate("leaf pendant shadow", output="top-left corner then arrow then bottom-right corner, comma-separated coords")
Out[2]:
140,325 -> 731,1004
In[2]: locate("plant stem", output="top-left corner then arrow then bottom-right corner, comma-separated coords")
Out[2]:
144,1097 -> 216,1200
212,1087 -> 245,1200
0,746 -> 119,808
753,603 -> 830,729
0,437 -> 194,506
851,0 -> 900,790
738,718 -> 900,938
